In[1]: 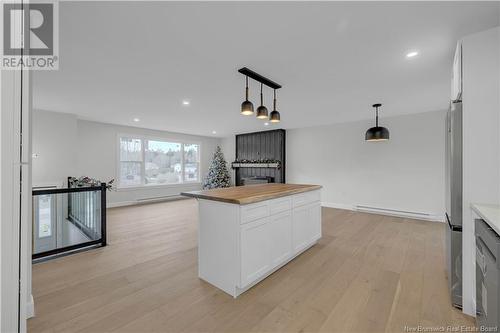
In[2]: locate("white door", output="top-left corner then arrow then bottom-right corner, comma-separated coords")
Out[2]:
269,211 -> 292,266
33,195 -> 57,254
240,217 -> 271,287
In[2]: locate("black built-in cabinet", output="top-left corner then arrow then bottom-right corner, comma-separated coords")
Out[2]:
234,129 -> 286,186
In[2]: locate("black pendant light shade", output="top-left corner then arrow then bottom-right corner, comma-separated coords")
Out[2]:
256,83 -> 269,119
365,126 -> 390,141
241,76 -> 254,115
269,89 -> 280,123
365,103 -> 390,141
256,106 -> 268,119
269,111 -> 280,122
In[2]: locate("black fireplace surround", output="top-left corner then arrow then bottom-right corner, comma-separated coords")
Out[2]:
241,176 -> 274,185
233,129 -> 286,186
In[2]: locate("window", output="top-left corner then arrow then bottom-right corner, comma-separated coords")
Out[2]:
145,140 -> 181,185
120,138 -> 142,187
118,136 -> 200,188
184,143 -> 200,182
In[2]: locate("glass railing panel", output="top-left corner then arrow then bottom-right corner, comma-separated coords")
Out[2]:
67,190 -> 102,241
32,184 -> 106,258
33,194 -> 57,254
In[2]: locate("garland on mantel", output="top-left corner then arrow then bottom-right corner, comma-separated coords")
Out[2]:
232,159 -> 282,169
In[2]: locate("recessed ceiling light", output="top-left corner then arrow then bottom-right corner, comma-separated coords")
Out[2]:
406,51 -> 419,58
182,100 -> 190,106
212,130 -> 217,134
133,118 -> 140,122
264,122 -> 269,126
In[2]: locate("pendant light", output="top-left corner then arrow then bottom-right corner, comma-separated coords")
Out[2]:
240,76 -> 254,115
269,89 -> 280,123
365,103 -> 390,141
256,83 -> 269,119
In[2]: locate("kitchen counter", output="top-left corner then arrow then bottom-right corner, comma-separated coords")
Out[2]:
463,203 -> 500,317
182,183 -> 322,297
471,203 -> 500,236
181,183 -> 322,205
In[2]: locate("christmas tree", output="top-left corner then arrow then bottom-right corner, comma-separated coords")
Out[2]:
203,146 -> 231,189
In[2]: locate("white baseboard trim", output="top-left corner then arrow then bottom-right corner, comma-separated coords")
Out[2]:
107,195 -> 189,208
321,202 -> 355,211
321,202 -> 445,223
107,201 -> 136,208
27,294 -> 34,319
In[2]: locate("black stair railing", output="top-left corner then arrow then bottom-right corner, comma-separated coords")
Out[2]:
32,182 -> 107,260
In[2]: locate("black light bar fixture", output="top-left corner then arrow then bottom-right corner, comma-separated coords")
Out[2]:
365,103 -> 390,141
238,67 -> 282,123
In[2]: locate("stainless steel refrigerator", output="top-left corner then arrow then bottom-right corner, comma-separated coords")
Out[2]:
445,101 -> 463,308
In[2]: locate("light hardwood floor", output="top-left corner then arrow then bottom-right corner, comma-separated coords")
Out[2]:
29,199 -> 474,333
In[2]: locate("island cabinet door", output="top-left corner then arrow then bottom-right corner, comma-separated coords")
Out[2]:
292,202 -> 322,253
240,217 -> 272,287
268,210 -> 293,267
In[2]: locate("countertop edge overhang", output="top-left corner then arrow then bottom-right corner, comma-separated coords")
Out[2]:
181,183 -> 322,205
471,203 -> 500,236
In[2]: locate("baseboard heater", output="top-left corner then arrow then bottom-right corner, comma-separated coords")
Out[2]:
136,194 -> 186,203
355,205 -> 436,221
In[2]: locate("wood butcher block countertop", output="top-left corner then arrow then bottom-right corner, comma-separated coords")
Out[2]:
181,183 -> 322,205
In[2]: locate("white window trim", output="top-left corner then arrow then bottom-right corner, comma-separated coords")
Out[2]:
116,133 -> 202,189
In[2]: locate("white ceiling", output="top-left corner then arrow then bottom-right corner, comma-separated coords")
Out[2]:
33,1 -> 500,137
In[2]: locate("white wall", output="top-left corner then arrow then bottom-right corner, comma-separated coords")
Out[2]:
31,110 -> 221,206
32,109 -> 77,187
461,26 -> 500,316
285,110 -> 447,219
76,120 -> 220,206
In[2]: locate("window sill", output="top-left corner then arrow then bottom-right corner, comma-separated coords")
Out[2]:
116,182 -> 202,192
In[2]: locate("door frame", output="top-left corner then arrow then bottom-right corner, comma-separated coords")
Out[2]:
0,0 -> 32,331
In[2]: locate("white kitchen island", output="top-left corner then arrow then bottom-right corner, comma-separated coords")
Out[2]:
182,183 -> 322,298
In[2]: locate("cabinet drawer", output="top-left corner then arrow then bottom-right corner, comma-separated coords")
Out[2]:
241,202 -> 269,224
293,190 -> 320,208
269,197 -> 292,215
